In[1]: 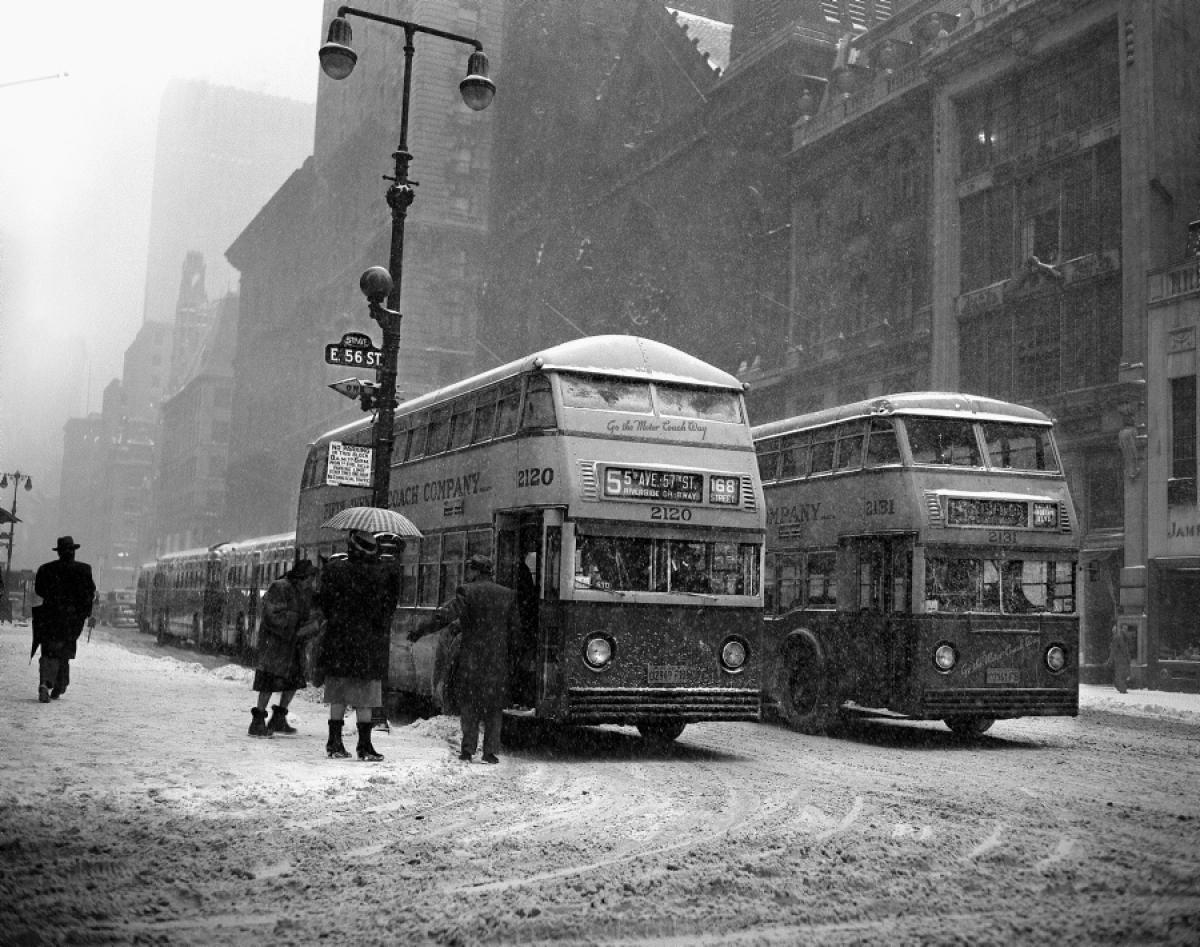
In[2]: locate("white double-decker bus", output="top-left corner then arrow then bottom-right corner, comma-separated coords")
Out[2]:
297,336 -> 765,742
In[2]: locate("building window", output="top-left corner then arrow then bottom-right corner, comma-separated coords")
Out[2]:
1170,375 -> 1197,506
960,188 -> 1013,291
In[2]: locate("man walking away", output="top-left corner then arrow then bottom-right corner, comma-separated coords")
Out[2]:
411,554 -> 517,764
249,559 -> 319,737
33,536 -> 96,702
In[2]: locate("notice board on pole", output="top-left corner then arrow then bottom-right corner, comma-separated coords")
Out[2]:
326,441 -> 374,487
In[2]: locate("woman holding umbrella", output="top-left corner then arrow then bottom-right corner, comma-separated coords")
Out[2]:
316,528 -> 401,760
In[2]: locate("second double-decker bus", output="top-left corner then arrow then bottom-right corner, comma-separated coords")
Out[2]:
297,335 -> 765,743
755,392 -> 1080,737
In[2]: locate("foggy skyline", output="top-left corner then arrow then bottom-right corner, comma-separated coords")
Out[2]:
0,0 -> 323,567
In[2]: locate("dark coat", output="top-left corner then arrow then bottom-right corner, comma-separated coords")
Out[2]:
255,576 -> 314,679
34,557 -> 96,657
317,556 -> 399,680
427,578 -> 516,712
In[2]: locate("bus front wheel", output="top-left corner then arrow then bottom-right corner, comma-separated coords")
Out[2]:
944,716 -> 995,737
637,720 -> 686,745
777,634 -> 833,735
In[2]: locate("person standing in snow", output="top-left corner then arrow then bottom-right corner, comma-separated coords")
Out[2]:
1106,623 -> 1132,694
32,536 -> 96,702
410,554 -> 516,764
248,559 -> 319,737
316,531 -> 400,761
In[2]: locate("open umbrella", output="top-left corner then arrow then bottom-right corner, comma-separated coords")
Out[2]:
321,506 -> 423,538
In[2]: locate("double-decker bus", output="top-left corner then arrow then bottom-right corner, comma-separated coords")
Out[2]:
297,336 -> 765,743
755,392 -> 1080,737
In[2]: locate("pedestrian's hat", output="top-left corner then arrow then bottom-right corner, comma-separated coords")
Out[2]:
53,536 -> 80,551
347,530 -> 380,557
288,559 -> 317,579
466,554 -> 494,575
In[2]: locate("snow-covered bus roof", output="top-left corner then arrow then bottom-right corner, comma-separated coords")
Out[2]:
753,391 -> 1054,441
314,335 -> 744,446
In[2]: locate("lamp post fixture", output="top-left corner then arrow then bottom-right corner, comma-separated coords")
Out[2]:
0,471 -> 33,578
319,6 -> 495,509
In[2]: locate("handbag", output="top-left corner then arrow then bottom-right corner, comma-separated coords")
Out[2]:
304,621 -> 327,687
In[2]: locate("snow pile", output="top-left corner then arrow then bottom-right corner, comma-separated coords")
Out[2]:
1079,683 -> 1200,723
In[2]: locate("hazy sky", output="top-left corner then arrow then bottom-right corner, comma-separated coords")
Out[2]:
0,0 -> 323,523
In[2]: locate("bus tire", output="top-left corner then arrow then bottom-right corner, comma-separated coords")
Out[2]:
944,716 -> 995,737
776,632 -> 833,735
637,720 -> 686,745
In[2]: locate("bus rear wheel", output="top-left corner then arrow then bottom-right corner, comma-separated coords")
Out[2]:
777,635 -> 833,735
637,720 -> 686,745
944,716 -> 995,737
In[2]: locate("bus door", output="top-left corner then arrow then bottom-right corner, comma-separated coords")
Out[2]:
842,536 -> 914,705
496,511 -> 549,707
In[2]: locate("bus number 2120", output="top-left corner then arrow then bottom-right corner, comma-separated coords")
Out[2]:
517,467 -> 555,488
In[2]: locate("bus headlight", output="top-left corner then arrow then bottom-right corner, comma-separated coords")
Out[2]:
933,642 -> 958,673
720,637 -> 748,672
1045,644 -> 1068,673
584,634 -> 615,671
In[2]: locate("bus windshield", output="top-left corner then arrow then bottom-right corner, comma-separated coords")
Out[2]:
981,422 -> 1060,472
904,417 -> 982,467
924,554 -> 1076,614
575,531 -> 760,595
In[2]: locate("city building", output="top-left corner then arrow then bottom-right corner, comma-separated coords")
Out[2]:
223,0 -> 504,539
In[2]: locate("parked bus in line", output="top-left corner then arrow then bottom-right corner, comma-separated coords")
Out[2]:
296,335 -> 765,743
135,532 -> 296,654
754,392 -> 1080,737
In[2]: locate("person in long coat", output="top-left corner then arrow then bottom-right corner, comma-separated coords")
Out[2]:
316,531 -> 400,760
411,554 -> 517,764
33,536 -> 96,702
248,559 -> 318,737
1107,623 -> 1132,694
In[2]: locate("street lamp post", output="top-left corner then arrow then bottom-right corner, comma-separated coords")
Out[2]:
319,6 -> 495,509
0,471 -> 33,578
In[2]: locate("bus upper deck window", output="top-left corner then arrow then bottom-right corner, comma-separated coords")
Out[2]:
656,384 -> 741,423
562,375 -> 651,413
982,422 -> 1059,472
495,381 -> 521,437
406,412 -> 428,460
906,418 -> 982,466
810,429 -> 836,474
472,390 -> 498,443
865,418 -> 901,467
521,375 -> 556,429
426,407 -> 451,455
756,441 -> 780,481
835,420 -> 867,471
448,398 -> 475,451
778,433 -> 809,480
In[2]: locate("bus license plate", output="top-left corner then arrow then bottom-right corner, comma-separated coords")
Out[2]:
986,667 -> 1020,684
647,665 -> 690,684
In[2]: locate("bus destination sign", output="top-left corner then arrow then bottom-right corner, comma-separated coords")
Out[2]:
946,497 -> 1027,528
604,466 -> 703,503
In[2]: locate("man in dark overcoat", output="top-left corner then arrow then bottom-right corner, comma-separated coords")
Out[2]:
411,554 -> 517,763
316,531 -> 400,760
248,559 -> 318,737
33,536 -> 96,702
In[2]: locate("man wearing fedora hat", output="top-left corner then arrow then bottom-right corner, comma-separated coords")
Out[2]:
33,536 -> 96,702
411,554 -> 517,763
249,558 -> 319,737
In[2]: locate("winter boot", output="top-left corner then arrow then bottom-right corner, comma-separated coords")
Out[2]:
38,683 -> 51,703
326,720 -> 351,759
267,704 -> 297,735
356,722 -> 384,762
248,707 -> 272,738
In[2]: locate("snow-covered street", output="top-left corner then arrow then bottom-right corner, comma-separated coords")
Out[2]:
1,621 -> 1197,946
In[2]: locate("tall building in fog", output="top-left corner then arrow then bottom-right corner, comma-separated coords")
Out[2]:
141,79 -> 315,326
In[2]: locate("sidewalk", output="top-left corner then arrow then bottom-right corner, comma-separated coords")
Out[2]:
1079,681 -> 1200,722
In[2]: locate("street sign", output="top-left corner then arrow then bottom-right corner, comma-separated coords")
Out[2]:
325,331 -> 383,369
328,378 -> 367,399
326,441 -> 374,487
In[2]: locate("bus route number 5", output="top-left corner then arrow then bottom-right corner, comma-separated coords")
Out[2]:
517,467 -> 554,488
